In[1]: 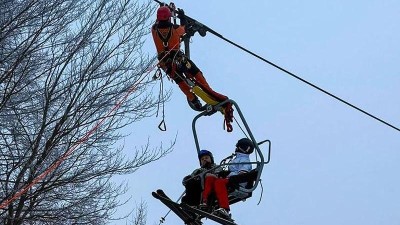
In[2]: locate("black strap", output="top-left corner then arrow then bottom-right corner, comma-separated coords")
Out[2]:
156,26 -> 172,51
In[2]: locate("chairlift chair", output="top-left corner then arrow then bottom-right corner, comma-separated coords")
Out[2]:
191,99 -> 271,204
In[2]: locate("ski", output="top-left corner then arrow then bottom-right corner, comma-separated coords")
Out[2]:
152,189 -> 202,225
180,203 -> 238,225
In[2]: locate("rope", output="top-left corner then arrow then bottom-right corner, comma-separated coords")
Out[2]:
153,33 -> 185,131
233,117 -> 249,139
232,117 -> 260,162
257,178 -> 264,205
155,70 -> 167,131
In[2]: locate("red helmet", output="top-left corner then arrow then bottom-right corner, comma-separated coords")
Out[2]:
157,6 -> 171,21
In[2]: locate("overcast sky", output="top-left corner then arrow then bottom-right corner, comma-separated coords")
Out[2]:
114,1 -> 400,225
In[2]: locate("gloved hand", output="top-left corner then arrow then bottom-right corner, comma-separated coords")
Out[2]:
182,175 -> 192,186
176,8 -> 185,19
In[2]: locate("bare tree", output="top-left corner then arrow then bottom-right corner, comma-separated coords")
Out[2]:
125,201 -> 147,225
0,0 -> 171,224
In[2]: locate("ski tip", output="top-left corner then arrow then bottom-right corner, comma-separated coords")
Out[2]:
151,192 -> 159,198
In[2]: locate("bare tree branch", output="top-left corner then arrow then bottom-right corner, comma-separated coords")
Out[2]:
0,0 -> 169,224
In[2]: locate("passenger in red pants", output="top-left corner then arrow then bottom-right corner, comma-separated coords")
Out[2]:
181,150 -> 221,206
151,6 -> 229,110
201,138 -> 254,220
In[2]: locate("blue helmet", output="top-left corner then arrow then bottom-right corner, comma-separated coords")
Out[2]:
198,149 -> 214,164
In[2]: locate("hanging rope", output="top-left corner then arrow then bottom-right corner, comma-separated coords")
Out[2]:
233,116 -> 249,139
155,68 -> 167,131
257,178 -> 264,205
152,36 -> 185,131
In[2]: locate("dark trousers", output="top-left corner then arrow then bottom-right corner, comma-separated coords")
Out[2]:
181,179 -> 202,206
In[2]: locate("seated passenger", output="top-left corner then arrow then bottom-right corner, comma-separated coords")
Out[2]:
201,138 -> 254,220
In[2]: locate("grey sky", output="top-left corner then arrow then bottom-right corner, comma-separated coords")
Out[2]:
115,1 -> 400,225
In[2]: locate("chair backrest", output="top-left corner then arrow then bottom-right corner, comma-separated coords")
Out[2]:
227,169 -> 258,205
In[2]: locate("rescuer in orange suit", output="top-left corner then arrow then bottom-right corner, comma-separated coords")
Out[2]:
151,6 -> 230,111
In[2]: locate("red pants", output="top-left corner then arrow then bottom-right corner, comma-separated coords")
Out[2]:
202,176 -> 230,210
